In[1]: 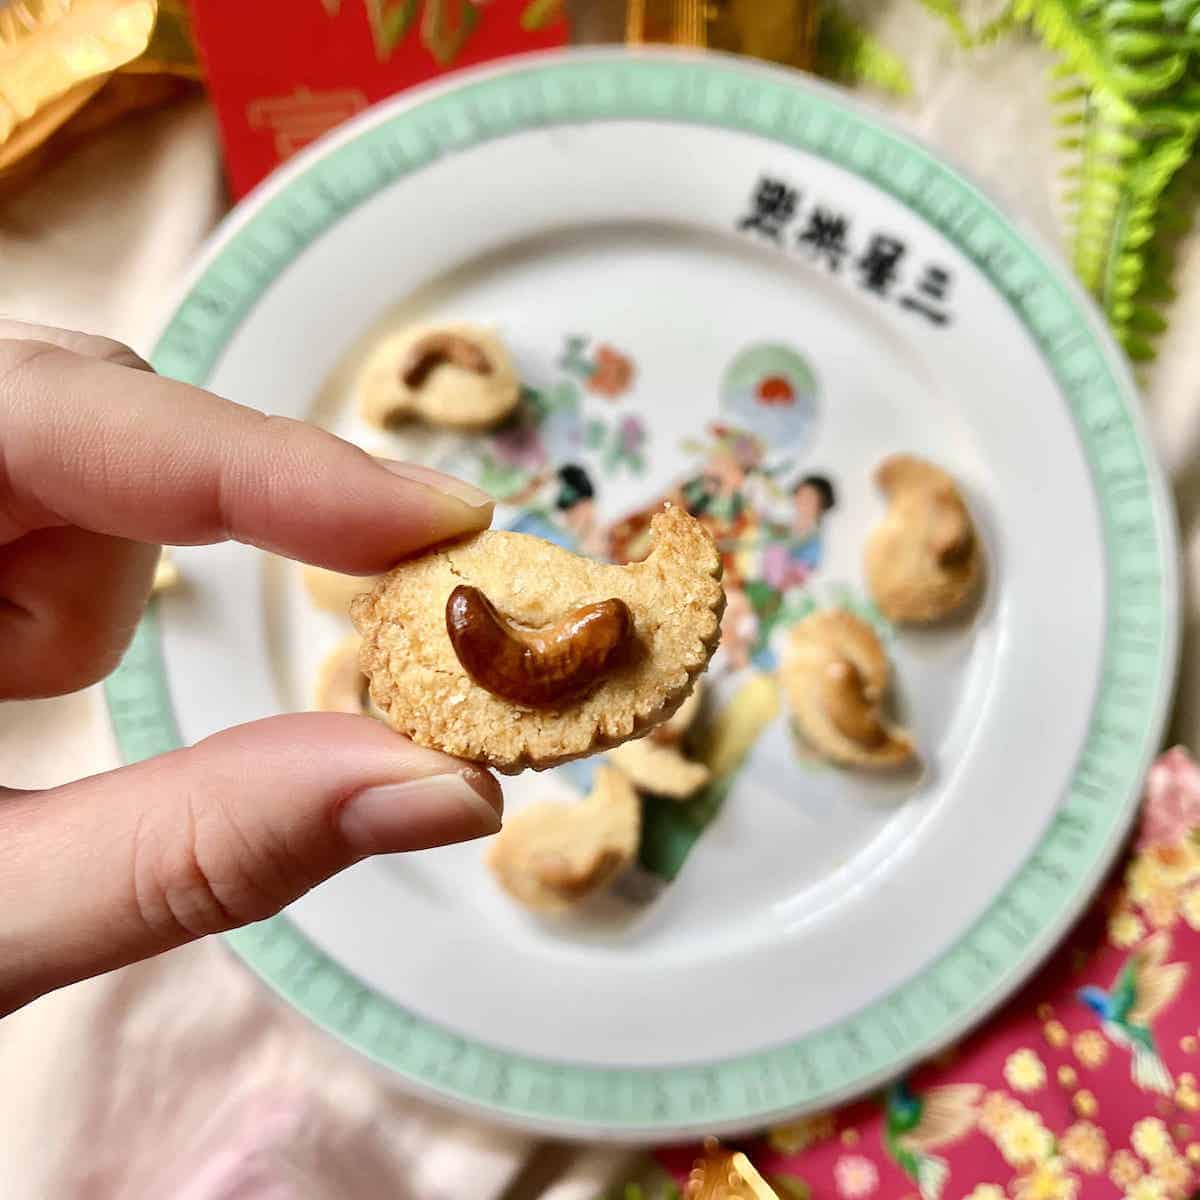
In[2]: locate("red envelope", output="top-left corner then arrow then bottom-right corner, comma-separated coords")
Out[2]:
190,0 -> 569,198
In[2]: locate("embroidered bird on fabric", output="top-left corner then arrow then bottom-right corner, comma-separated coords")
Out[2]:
1078,930 -> 1186,1095
883,1079 -> 981,1200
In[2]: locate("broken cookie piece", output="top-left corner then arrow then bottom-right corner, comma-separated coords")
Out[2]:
357,322 -> 520,431
781,610 -> 915,769
487,765 -> 641,911
609,736 -> 711,799
351,506 -> 725,773
865,453 -> 982,624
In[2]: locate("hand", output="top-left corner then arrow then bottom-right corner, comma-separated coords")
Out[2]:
0,322 -> 503,1017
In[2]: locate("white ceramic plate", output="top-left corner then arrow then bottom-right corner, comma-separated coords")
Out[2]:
109,49 -> 1179,1139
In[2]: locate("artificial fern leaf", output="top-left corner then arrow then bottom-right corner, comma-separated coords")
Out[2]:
817,2 -> 913,96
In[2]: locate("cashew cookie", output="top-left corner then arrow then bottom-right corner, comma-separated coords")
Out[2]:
781,610 -> 915,769
351,506 -> 725,773
357,322 -> 520,431
865,453 -> 982,624
487,765 -> 641,911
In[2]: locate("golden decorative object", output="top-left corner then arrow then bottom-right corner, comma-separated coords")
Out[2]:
626,0 -> 819,70
0,0 -> 157,166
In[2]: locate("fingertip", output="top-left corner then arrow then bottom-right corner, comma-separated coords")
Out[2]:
376,459 -> 494,513
371,459 -> 494,558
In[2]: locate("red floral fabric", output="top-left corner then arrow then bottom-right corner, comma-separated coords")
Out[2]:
656,748 -> 1200,1200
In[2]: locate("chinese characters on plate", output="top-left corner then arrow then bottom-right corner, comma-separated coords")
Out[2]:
737,175 -> 955,327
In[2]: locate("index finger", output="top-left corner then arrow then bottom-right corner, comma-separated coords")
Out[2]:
0,336 -> 493,574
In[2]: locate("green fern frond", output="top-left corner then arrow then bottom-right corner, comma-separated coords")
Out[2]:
977,3 -> 1021,42
1020,0 -> 1200,362
915,0 -> 974,44
1104,132 -> 1200,355
1017,0 -> 1138,118
817,2 -> 913,96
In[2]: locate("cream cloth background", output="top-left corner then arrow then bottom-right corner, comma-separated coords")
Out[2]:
3,10 -> 1200,1199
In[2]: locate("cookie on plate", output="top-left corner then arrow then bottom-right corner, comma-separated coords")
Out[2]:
487,765 -> 640,911
865,453 -> 982,624
781,610 -> 915,769
357,322 -> 520,431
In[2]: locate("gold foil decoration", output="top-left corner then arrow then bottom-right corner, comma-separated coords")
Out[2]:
626,0 -> 819,70
0,0 -> 157,161
123,0 -> 199,79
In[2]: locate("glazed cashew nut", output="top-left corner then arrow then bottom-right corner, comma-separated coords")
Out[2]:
400,330 -> 493,388
445,585 -> 635,709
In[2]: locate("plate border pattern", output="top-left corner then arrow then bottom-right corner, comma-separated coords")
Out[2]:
104,52 -> 1179,1137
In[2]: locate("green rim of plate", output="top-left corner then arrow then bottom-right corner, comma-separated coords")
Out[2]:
107,52 -> 1178,1137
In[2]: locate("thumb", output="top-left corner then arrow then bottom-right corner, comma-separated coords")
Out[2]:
0,714 -> 502,1016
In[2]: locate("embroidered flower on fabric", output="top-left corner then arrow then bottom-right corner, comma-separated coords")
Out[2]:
1150,1152 -> 1192,1196
979,1090 -> 1020,1137
1012,1157 -> 1079,1200
1073,1030 -> 1109,1069
1109,909 -> 1146,949
1139,746 -> 1200,849
998,1109 -> 1054,1168
1122,1176 -> 1167,1200
1061,1121 -> 1108,1174
1132,1118 -> 1173,1164
1005,1048 -> 1047,1093
833,1153 -> 878,1199
1110,1149 -> 1144,1189
1182,887 -> 1200,931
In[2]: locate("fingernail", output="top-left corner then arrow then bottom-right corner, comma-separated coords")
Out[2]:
339,768 -> 503,854
377,460 -> 493,511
